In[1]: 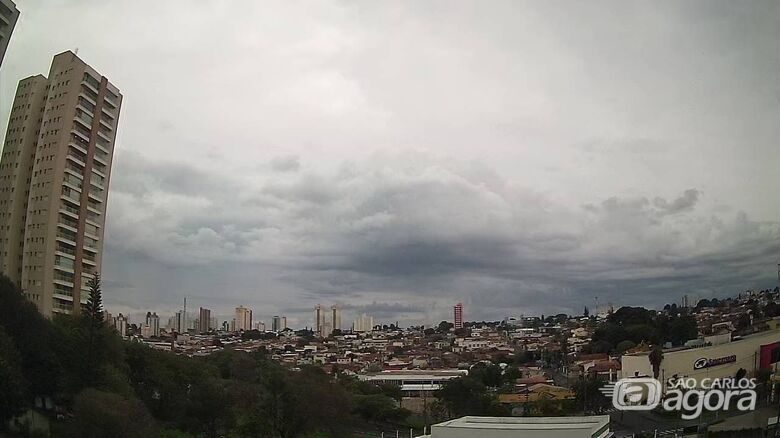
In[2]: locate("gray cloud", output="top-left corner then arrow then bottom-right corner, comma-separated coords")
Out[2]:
1,1 -> 778,325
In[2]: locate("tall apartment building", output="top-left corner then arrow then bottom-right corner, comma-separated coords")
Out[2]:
314,304 -> 323,334
145,311 -> 160,337
235,305 -> 252,331
0,0 -> 19,68
272,315 -> 281,332
354,313 -> 374,332
198,307 -> 211,334
0,51 -> 122,316
454,302 -> 464,329
331,305 -> 341,332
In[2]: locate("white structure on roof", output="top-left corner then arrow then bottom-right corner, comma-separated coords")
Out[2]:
418,416 -> 611,438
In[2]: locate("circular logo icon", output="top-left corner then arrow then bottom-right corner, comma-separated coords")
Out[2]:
693,358 -> 708,370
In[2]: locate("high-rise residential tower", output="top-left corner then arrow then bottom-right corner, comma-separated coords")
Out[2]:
0,51 -> 122,316
454,302 -> 464,329
272,315 -> 281,332
314,304 -> 323,334
235,305 -> 252,331
145,311 -> 160,337
198,307 -> 211,334
331,305 -> 342,332
354,313 -> 374,332
0,0 -> 19,68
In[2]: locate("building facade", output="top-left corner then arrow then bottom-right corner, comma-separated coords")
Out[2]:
454,303 -> 464,329
235,305 -> 252,331
145,311 -> 160,337
272,315 -> 281,332
315,304 -> 324,334
621,329 -> 780,389
198,307 -> 211,334
331,305 -> 341,332
354,313 -> 374,332
0,0 -> 19,68
0,51 -> 122,316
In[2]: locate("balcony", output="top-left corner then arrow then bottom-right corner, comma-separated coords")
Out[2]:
81,85 -> 98,104
59,204 -> 79,219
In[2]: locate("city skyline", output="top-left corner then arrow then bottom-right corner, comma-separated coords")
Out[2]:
1,1 -> 779,326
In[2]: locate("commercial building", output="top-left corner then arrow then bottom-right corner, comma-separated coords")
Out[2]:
198,307 -> 211,334
235,305 -> 252,331
454,302 -> 464,329
358,369 -> 468,395
418,416 -> 611,438
621,328 -> 780,388
272,315 -> 281,332
0,51 -> 122,316
0,0 -> 19,68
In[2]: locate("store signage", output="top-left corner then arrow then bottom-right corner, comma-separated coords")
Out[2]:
693,355 -> 736,370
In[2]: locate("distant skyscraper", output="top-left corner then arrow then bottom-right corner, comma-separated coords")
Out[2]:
235,306 -> 252,331
282,316 -> 287,330
272,315 -> 281,332
354,313 -> 374,332
0,51 -> 122,316
173,310 -> 186,333
454,303 -> 464,329
113,313 -> 127,337
145,311 -> 160,337
315,304 -> 324,335
331,305 -> 342,331
255,321 -> 266,331
0,0 -> 19,68
198,307 -> 211,334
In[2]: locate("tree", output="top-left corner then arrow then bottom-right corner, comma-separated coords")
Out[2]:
85,273 -> 103,325
583,306 -> 589,317
616,340 -> 636,354
84,273 -> 104,386
0,326 -> 28,429
649,346 -> 663,379
437,377 -> 508,418
69,388 -> 158,438
437,321 -> 454,332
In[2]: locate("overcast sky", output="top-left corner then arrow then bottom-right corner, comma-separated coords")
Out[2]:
2,1 -> 779,328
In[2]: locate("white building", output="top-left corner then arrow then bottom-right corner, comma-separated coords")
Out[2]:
418,416 -> 611,438
621,328 -> 780,388
354,313 -> 374,332
235,306 -> 252,331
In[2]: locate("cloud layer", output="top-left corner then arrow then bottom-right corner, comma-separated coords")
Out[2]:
1,1 -> 778,326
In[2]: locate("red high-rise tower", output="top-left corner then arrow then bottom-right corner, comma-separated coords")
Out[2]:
454,302 -> 463,329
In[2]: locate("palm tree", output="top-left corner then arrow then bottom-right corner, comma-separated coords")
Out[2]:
649,346 -> 663,380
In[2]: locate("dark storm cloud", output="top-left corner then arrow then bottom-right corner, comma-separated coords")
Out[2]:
2,0 -> 778,324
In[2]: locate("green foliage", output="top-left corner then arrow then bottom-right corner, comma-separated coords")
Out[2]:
616,340 -> 636,353
436,377 -> 509,418
573,376 -> 611,414
590,306 -> 698,353
84,273 -> 103,328
437,321 -> 454,332
352,394 -> 409,424
67,388 -> 158,438
0,326 -> 28,429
